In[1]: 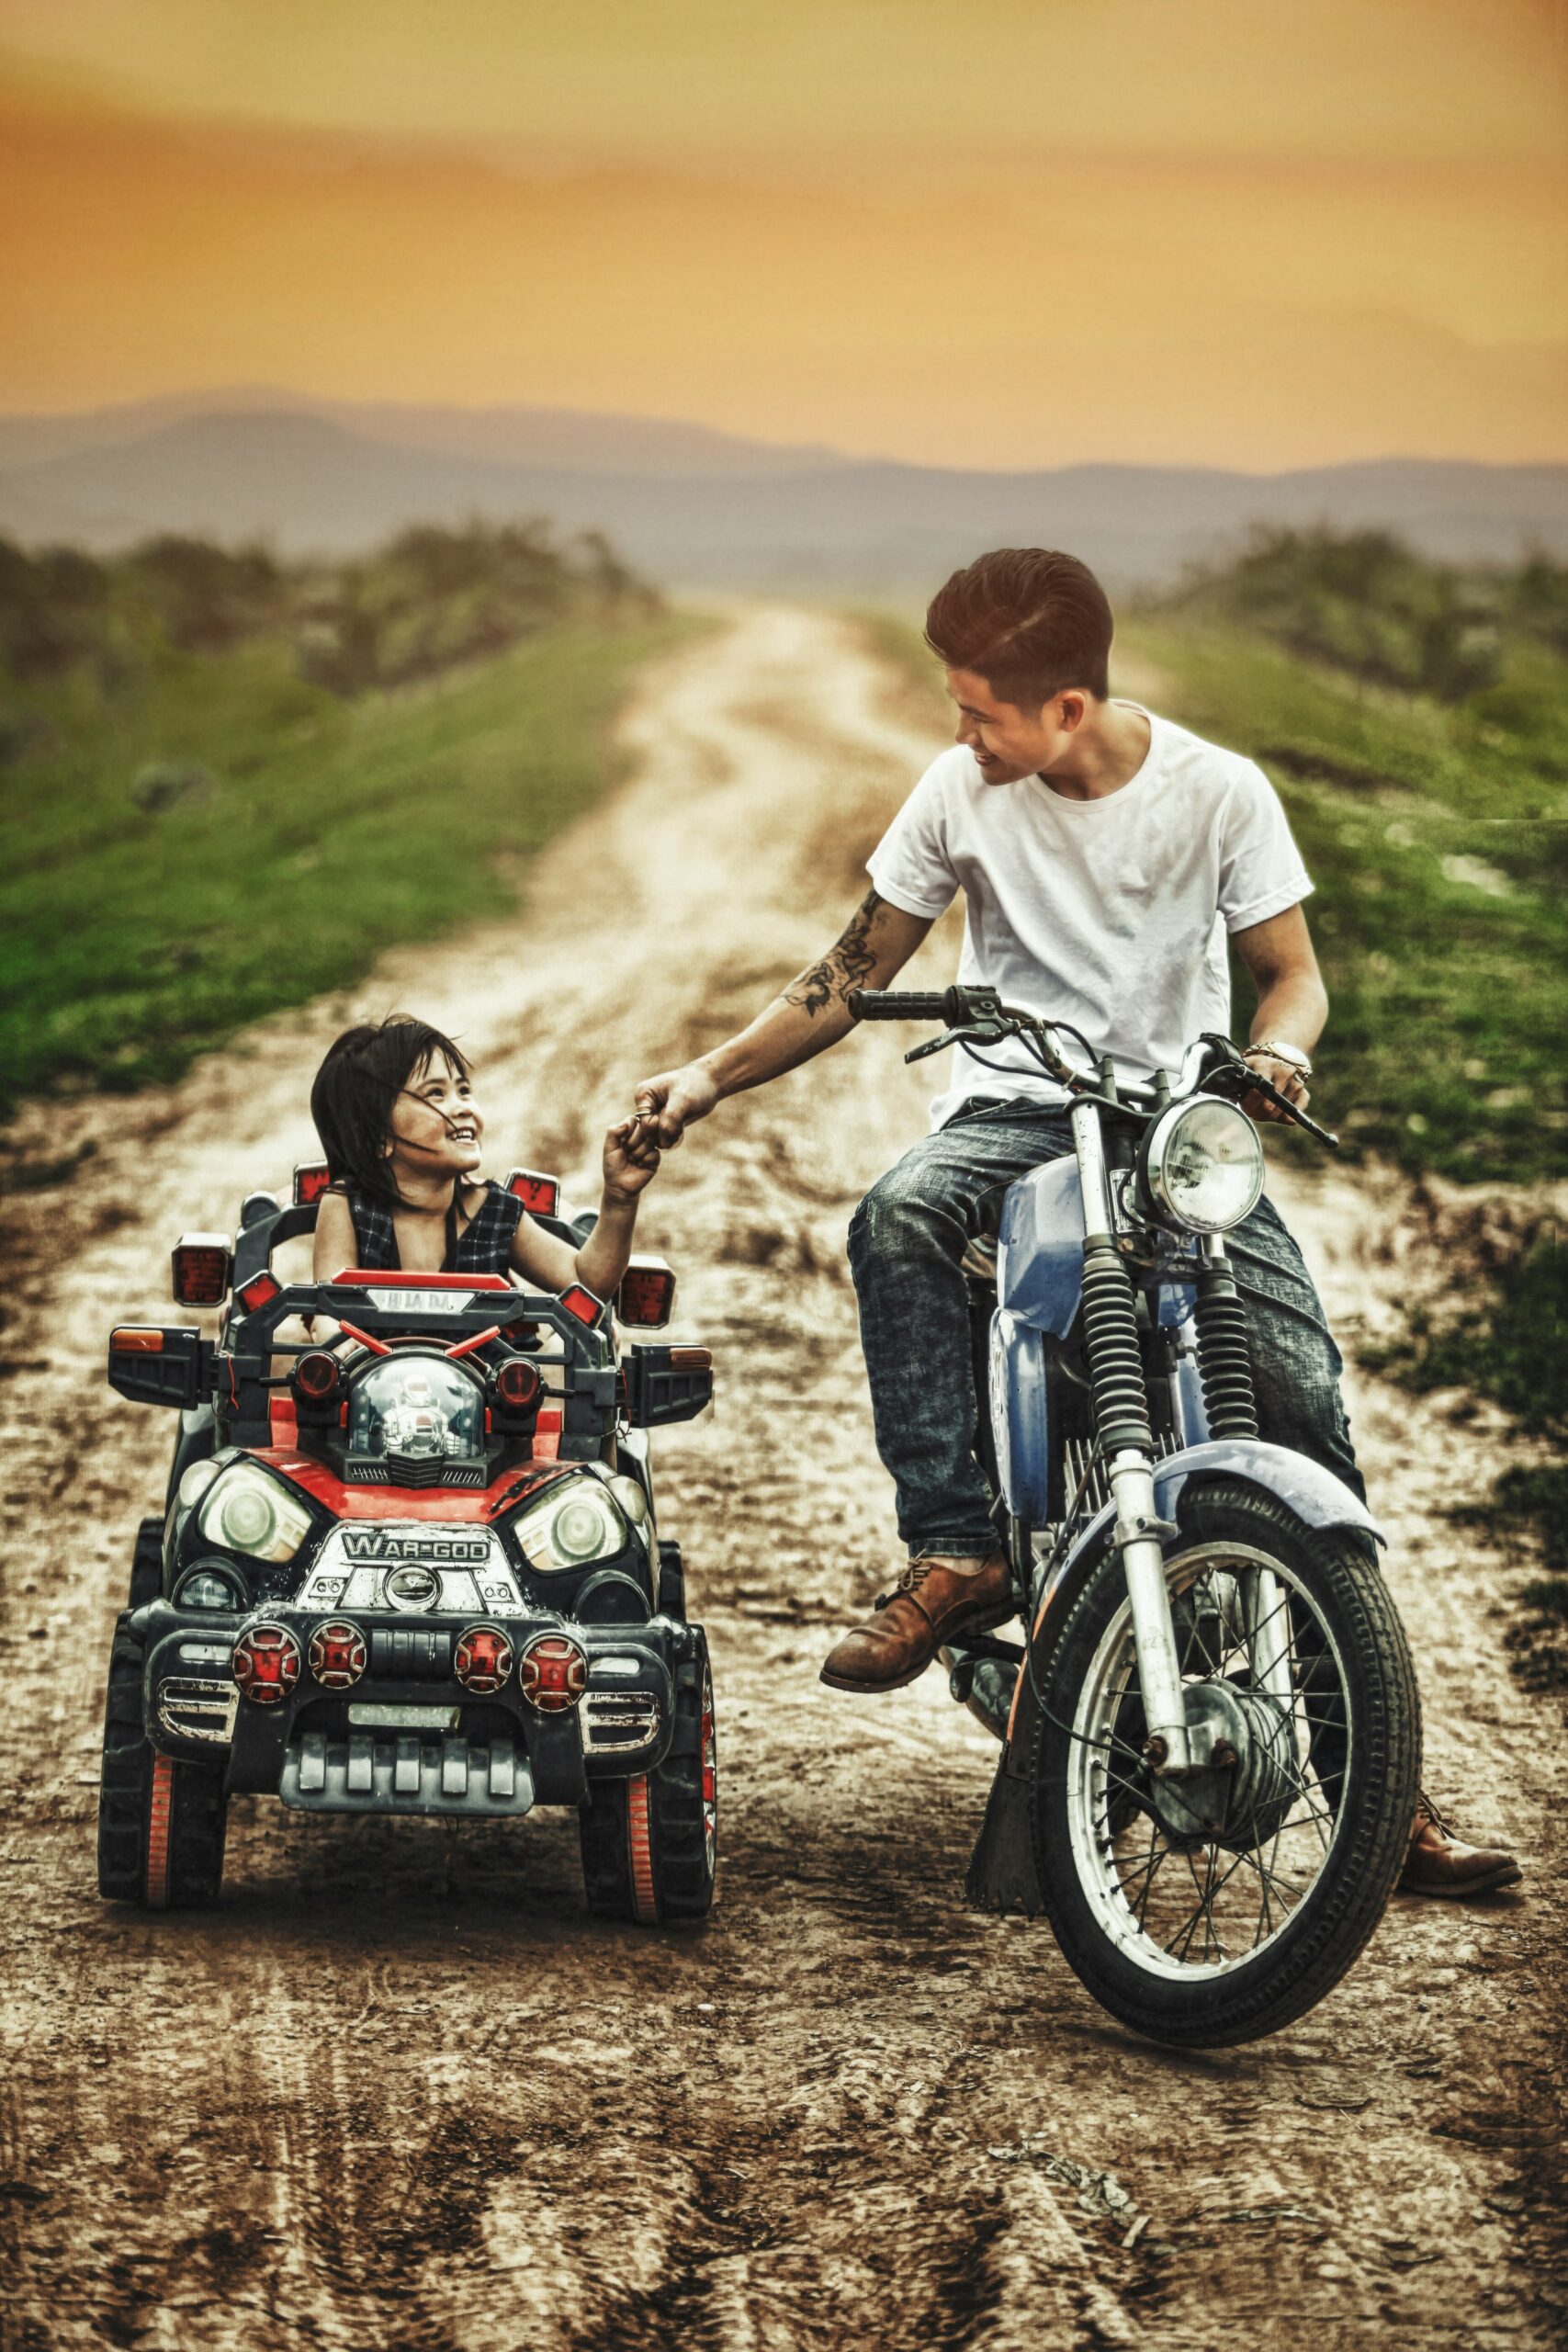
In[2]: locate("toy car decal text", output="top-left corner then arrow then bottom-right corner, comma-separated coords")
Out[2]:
341,1531 -> 491,1566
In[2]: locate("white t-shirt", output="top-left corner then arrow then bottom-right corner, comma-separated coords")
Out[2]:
866,704 -> 1313,1130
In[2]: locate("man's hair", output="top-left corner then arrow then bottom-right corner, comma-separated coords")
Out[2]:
924,548 -> 1114,706
310,1016 -> 471,1209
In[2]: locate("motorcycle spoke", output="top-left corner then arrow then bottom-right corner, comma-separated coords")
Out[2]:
1166,1844 -> 1251,1962
1227,1835 -> 1311,1926
1117,1837 -> 1170,1928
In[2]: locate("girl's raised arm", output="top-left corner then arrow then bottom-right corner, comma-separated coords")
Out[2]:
312,1190 -> 359,1283
509,1214 -> 580,1293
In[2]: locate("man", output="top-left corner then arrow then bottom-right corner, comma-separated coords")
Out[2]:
636,548 -> 1519,1900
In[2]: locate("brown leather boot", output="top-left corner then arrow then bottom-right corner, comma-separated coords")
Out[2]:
1399,1792 -> 1523,1899
820,1551 -> 1014,1694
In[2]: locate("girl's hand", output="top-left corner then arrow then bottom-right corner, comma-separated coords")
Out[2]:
604,1114 -> 660,1199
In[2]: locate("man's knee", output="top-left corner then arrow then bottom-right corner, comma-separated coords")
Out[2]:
848,1152 -> 968,1275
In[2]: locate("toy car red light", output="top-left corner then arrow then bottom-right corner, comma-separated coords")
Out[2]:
617,1259 -> 677,1329
231,1624 -> 302,1705
517,1633 -> 587,1713
236,1271 -> 282,1315
558,1283 -> 605,1329
495,1359 -> 541,1411
293,1350 -> 342,1402
454,1624 -> 513,1695
307,1619 -> 367,1690
172,1233 -> 232,1307
504,1168 -> 560,1216
293,1162 -> 333,1206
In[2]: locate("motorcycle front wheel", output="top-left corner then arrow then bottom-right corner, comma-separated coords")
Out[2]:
1030,1479 -> 1421,2047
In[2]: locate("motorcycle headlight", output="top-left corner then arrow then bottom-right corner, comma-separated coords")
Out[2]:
1142,1096 -> 1265,1235
197,1461 -> 313,1564
511,1476 -> 626,1574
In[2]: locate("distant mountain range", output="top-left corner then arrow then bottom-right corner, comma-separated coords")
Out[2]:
1,390 -> 1563,590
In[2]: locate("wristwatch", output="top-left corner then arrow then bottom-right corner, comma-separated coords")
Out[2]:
1245,1038 -> 1313,1078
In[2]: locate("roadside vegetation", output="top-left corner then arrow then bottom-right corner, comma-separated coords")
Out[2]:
864,529 -> 1566,1585
0,522 -> 687,1119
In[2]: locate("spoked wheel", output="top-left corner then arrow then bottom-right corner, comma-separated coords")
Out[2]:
579,1641 -> 717,1923
1031,1481 -> 1420,2046
97,1611 -> 228,1909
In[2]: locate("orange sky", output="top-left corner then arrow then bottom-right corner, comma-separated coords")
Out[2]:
1,0 -> 1563,468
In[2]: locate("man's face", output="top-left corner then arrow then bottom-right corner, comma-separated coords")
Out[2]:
944,665 -> 1086,784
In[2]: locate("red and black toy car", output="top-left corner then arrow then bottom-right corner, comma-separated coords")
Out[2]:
97,1165 -> 717,1922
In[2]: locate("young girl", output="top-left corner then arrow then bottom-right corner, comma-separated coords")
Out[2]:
310,1016 -> 659,1295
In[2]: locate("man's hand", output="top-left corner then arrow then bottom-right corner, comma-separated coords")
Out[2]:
634,1061 -> 721,1148
1241,1048 -> 1311,1125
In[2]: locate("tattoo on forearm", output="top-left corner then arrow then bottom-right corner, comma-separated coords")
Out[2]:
784,888 -> 886,1017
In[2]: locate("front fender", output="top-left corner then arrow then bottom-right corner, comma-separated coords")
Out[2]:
1042,1438 -> 1383,1609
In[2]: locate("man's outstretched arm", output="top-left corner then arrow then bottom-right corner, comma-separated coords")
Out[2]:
636,888 -> 934,1143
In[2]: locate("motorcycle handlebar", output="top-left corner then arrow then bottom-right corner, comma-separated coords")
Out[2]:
848,986 -> 998,1024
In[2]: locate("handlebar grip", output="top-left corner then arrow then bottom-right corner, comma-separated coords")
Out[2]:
849,989 -> 951,1022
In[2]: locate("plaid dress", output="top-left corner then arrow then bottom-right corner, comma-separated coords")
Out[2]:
340,1180 -> 525,1274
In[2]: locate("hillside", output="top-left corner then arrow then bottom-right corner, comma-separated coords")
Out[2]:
2,394 -> 1565,588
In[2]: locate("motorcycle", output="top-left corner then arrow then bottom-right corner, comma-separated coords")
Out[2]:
850,984 -> 1421,2048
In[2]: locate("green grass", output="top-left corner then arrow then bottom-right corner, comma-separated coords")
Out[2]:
1120,616 -> 1567,1187
0,608 -> 698,1111
863,606 -> 1568,1188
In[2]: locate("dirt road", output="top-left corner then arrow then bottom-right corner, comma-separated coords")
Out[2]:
1,608 -> 1562,2351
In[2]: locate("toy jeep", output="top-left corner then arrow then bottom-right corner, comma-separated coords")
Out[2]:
97,1167 -> 716,1921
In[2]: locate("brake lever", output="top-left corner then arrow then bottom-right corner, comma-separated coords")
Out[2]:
905,1017 -> 1017,1067
1225,1063 -> 1339,1150
905,1027 -> 964,1064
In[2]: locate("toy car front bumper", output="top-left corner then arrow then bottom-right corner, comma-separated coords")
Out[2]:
137,1602 -> 696,1815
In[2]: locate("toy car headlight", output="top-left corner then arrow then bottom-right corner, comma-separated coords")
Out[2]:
1142,1096 -> 1265,1235
175,1561 -> 248,1611
511,1476 -> 626,1574
197,1462 -> 313,1564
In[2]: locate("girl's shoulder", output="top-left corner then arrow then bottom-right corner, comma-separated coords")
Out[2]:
453,1178 -> 524,1274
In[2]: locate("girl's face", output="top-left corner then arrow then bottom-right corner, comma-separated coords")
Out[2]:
387,1053 -> 484,1184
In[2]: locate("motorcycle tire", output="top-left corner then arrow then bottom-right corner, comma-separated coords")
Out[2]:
97,1611 -> 228,1909
1030,1479 -> 1420,2047
579,1640 -> 716,1923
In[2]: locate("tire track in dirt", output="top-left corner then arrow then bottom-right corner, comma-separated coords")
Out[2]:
0,606 -> 1562,2350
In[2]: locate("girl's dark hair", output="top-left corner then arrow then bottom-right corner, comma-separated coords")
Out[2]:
310,1017 -> 471,1208
924,548 -> 1114,706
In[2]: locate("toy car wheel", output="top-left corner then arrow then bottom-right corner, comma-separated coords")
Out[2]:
128,1514 -> 164,1608
97,1611 -> 228,1909
657,1537 -> 686,1621
579,1639 -> 716,1923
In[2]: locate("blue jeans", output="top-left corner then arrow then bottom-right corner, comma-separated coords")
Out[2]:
847,1100 -> 1364,1559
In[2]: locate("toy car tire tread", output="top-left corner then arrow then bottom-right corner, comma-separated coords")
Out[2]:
578,1637 -> 715,1922
128,1515 -> 164,1609
97,1611 -> 229,1908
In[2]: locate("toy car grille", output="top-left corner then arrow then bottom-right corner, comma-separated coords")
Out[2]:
156,1676 -> 239,1745
581,1690 -> 661,1753
345,1455 -> 487,1488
